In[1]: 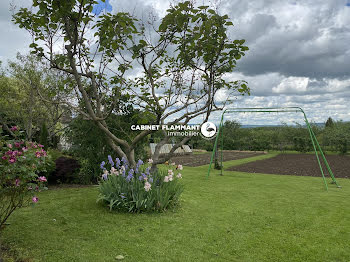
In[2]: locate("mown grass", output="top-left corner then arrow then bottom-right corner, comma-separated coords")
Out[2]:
1,153 -> 350,262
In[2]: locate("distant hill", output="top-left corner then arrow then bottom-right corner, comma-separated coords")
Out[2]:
241,123 -> 325,128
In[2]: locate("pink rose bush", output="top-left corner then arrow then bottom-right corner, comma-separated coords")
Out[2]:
97,156 -> 184,213
1,126 -> 49,228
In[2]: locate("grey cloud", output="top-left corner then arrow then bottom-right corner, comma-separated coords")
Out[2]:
1,0 -> 349,125
223,0 -> 350,78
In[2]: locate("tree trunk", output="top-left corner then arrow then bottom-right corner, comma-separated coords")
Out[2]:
26,86 -> 35,141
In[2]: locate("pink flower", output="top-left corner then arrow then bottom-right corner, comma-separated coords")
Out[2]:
38,176 -> 47,182
144,182 -> 152,192
7,144 -> 13,149
22,147 -> 28,152
35,151 -> 41,158
168,169 -> 174,176
9,157 -> 16,163
170,162 -> 176,166
14,142 -> 21,148
32,196 -> 39,203
38,144 -> 44,148
10,126 -> 18,131
40,149 -> 47,156
177,173 -> 182,179
15,178 -> 20,187
1,155 -> 7,160
176,164 -> 183,170
169,175 -> 173,181
148,158 -> 153,164
164,176 -> 169,182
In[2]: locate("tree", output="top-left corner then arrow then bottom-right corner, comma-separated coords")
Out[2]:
39,122 -> 49,148
0,53 -> 72,143
325,117 -> 334,128
13,0 -> 249,169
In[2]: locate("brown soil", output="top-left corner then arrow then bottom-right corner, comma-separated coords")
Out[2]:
228,154 -> 350,179
169,151 -> 265,167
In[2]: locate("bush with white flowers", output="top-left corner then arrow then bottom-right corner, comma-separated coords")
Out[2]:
97,156 -> 184,213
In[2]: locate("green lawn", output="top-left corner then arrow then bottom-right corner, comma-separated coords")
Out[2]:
1,154 -> 350,262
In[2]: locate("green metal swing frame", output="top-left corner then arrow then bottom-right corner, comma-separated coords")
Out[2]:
207,107 -> 341,191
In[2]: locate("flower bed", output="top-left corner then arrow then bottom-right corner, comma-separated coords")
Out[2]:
97,157 -> 184,213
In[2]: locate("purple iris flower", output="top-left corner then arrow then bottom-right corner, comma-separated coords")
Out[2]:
126,174 -> 133,182
137,159 -> 143,167
121,157 -> 128,165
145,167 -> 150,175
149,177 -> 153,183
125,169 -> 134,182
102,173 -> 108,180
138,176 -> 143,181
100,161 -> 106,169
108,155 -> 114,167
141,173 -> 147,180
120,193 -> 126,199
115,158 -> 121,168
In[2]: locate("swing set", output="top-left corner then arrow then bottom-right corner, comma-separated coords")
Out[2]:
207,107 -> 341,191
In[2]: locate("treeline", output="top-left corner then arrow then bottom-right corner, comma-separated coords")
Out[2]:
191,118 -> 350,154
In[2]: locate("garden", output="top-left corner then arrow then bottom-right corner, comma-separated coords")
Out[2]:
1,0 -> 350,261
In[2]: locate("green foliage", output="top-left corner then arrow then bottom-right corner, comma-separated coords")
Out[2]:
325,117 -> 334,128
65,118 -> 110,182
76,158 -> 95,185
321,121 -> 350,155
193,119 -> 349,154
0,53 -> 72,143
65,107 -> 150,183
39,122 -> 49,148
97,158 -> 183,213
0,127 -> 49,228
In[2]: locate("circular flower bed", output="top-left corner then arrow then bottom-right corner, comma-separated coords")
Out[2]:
97,157 -> 184,213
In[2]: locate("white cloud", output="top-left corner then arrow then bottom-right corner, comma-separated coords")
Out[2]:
273,77 -> 309,94
1,0 -> 349,126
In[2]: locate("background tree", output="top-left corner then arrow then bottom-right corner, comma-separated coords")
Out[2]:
0,53 -> 72,144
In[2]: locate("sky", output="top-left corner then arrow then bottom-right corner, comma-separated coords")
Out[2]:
1,0 -> 350,125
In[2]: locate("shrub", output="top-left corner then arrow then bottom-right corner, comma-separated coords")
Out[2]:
76,158 -> 95,184
97,157 -> 184,213
65,108 -> 150,183
0,126 -> 49,228
49,156 -> 81,184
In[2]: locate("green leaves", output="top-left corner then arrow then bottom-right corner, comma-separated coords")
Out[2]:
98,165 -> 184,213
